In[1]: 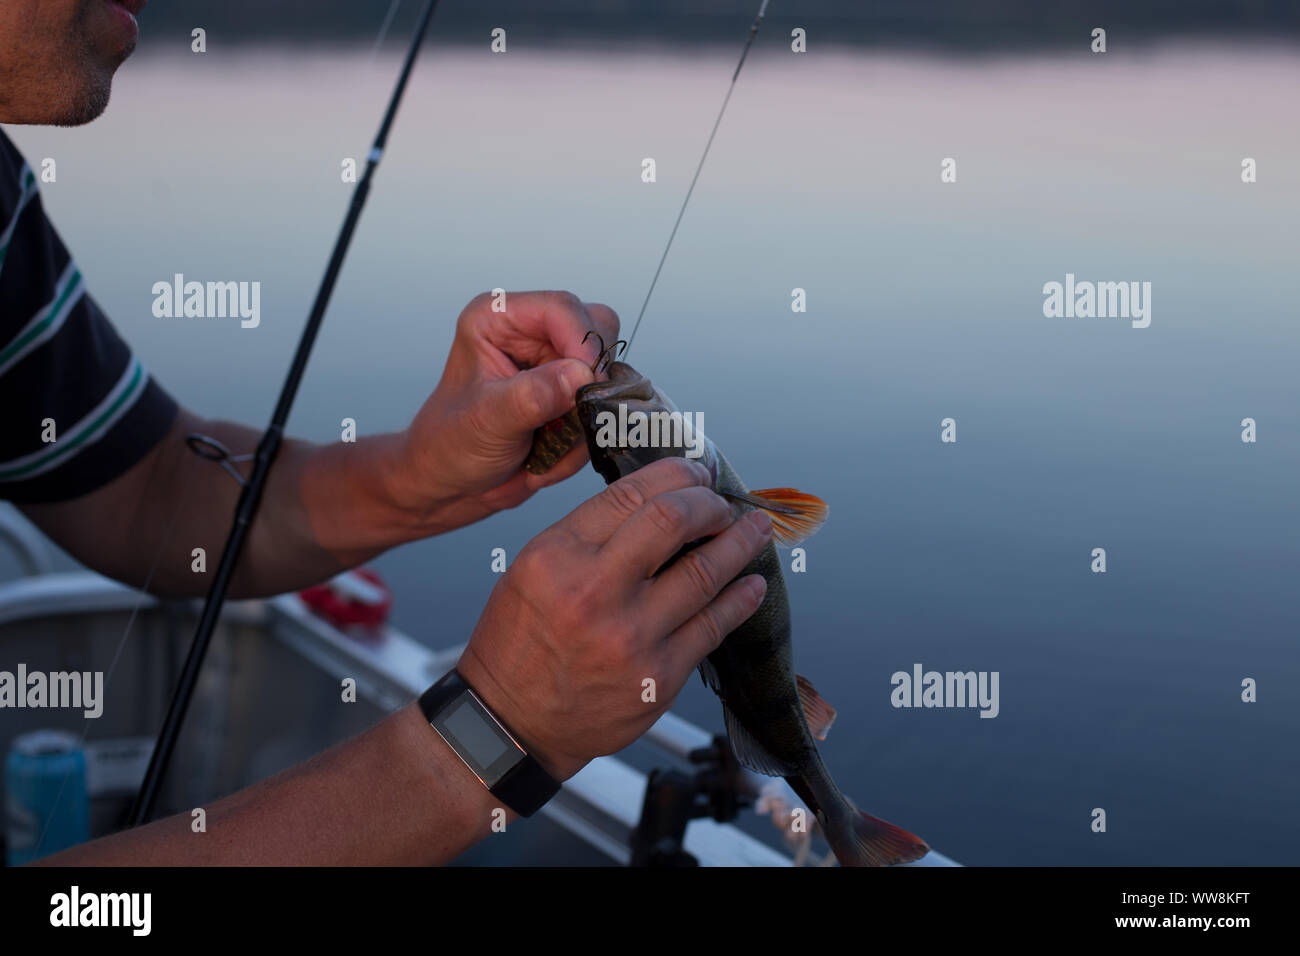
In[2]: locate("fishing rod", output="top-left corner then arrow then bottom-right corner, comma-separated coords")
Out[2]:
128,0 -> 442,826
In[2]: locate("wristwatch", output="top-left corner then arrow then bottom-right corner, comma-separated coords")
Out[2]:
418,668 -> 561,817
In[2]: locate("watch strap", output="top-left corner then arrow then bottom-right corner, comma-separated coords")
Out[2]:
418,669 -> 561,817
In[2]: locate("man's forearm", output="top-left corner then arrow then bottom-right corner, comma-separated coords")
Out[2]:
212,418 -> 431,597
21,410 -> 446,598
173,414 -> 443,598
36,703 -> 508,866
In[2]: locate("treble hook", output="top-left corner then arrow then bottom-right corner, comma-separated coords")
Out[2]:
598,340 -> 628,375
581,330 -> 627,375
580,329 -> 605,369
185,433 -> 255,487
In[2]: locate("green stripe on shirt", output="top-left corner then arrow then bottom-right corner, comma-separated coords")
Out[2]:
0,263 -> 84,377
0,358 -> 147,481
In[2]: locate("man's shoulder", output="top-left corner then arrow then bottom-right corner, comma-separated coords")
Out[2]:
0,126 -> 54,295
0,128 -> 32,206
0,125 -> 180,505
0,127 -> 41,244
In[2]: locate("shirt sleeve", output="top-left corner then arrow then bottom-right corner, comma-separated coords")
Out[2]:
0,130 -> 179,504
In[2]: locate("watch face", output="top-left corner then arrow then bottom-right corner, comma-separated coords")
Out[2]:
431,693 -> 524,788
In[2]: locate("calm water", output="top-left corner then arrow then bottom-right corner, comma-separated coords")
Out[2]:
9,42 -> 1299,865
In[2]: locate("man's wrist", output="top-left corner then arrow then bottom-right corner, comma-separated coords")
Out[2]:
375,429 -> 470,535
453,652 -> 589,783
302,432 -> 452,555
395,703 -> 510,856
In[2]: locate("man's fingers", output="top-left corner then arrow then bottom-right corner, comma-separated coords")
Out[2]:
583,302 -> 621,353
600,484 -> 736,580
645,509 -> 772,634
493,359 -> 593,434
479,290 -> 609,368
563,457 -> 710,546
658,574 -> 768,686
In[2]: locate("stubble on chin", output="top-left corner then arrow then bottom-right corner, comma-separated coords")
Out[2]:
14,9 -> 130,127
50,66 -> 113,126
48,20 -> 127,127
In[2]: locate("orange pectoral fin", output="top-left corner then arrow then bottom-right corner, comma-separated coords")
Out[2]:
726,488 -> 828,547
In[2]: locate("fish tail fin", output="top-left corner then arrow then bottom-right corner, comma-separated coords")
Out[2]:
793,773 -> 929,867
838,801 -> 930,867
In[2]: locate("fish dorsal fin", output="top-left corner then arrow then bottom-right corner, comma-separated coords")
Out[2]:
698,657 -> 722,695
723,488 -> 828,547
796,674 -> 837,741
723,704 -> 796,777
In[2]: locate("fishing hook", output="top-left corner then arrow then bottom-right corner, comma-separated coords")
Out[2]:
581,330 -> 627,375
131,0 -> 769,828
599,339 -> 628,375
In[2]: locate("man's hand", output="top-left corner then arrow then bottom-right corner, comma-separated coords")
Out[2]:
35,460 -> 770,866
20,290 -> 620,598
456,457 -> 773,781
385,290 -> 619,531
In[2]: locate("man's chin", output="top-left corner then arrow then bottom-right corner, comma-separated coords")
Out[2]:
0,16 -> 128,126
52,90 -> 111,127
42,64 -> 116,127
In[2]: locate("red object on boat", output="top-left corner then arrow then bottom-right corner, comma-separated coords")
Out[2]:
298,568 -> 393,630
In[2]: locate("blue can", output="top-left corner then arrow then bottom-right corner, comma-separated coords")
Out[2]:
4,730 -> 88,866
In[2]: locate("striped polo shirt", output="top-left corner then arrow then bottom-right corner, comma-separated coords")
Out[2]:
0,129 -> 177,503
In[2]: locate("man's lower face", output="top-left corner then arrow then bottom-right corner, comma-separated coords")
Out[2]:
0,0 -> 143,126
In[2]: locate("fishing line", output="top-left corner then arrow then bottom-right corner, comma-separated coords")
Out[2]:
116,0 -> 765,833
623,0 -> 771,356
126,0 -> 442,828
368,0 -> 404,64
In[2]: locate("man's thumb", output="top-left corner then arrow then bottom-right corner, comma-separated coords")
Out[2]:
500,359 -> 593,431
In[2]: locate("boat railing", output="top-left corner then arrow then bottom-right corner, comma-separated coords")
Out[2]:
0,505 -> 958,866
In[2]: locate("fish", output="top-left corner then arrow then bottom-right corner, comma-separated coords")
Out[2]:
554,359 -> 930,867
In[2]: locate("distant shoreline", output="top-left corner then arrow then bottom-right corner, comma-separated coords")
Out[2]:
133,2 -> 1300,53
